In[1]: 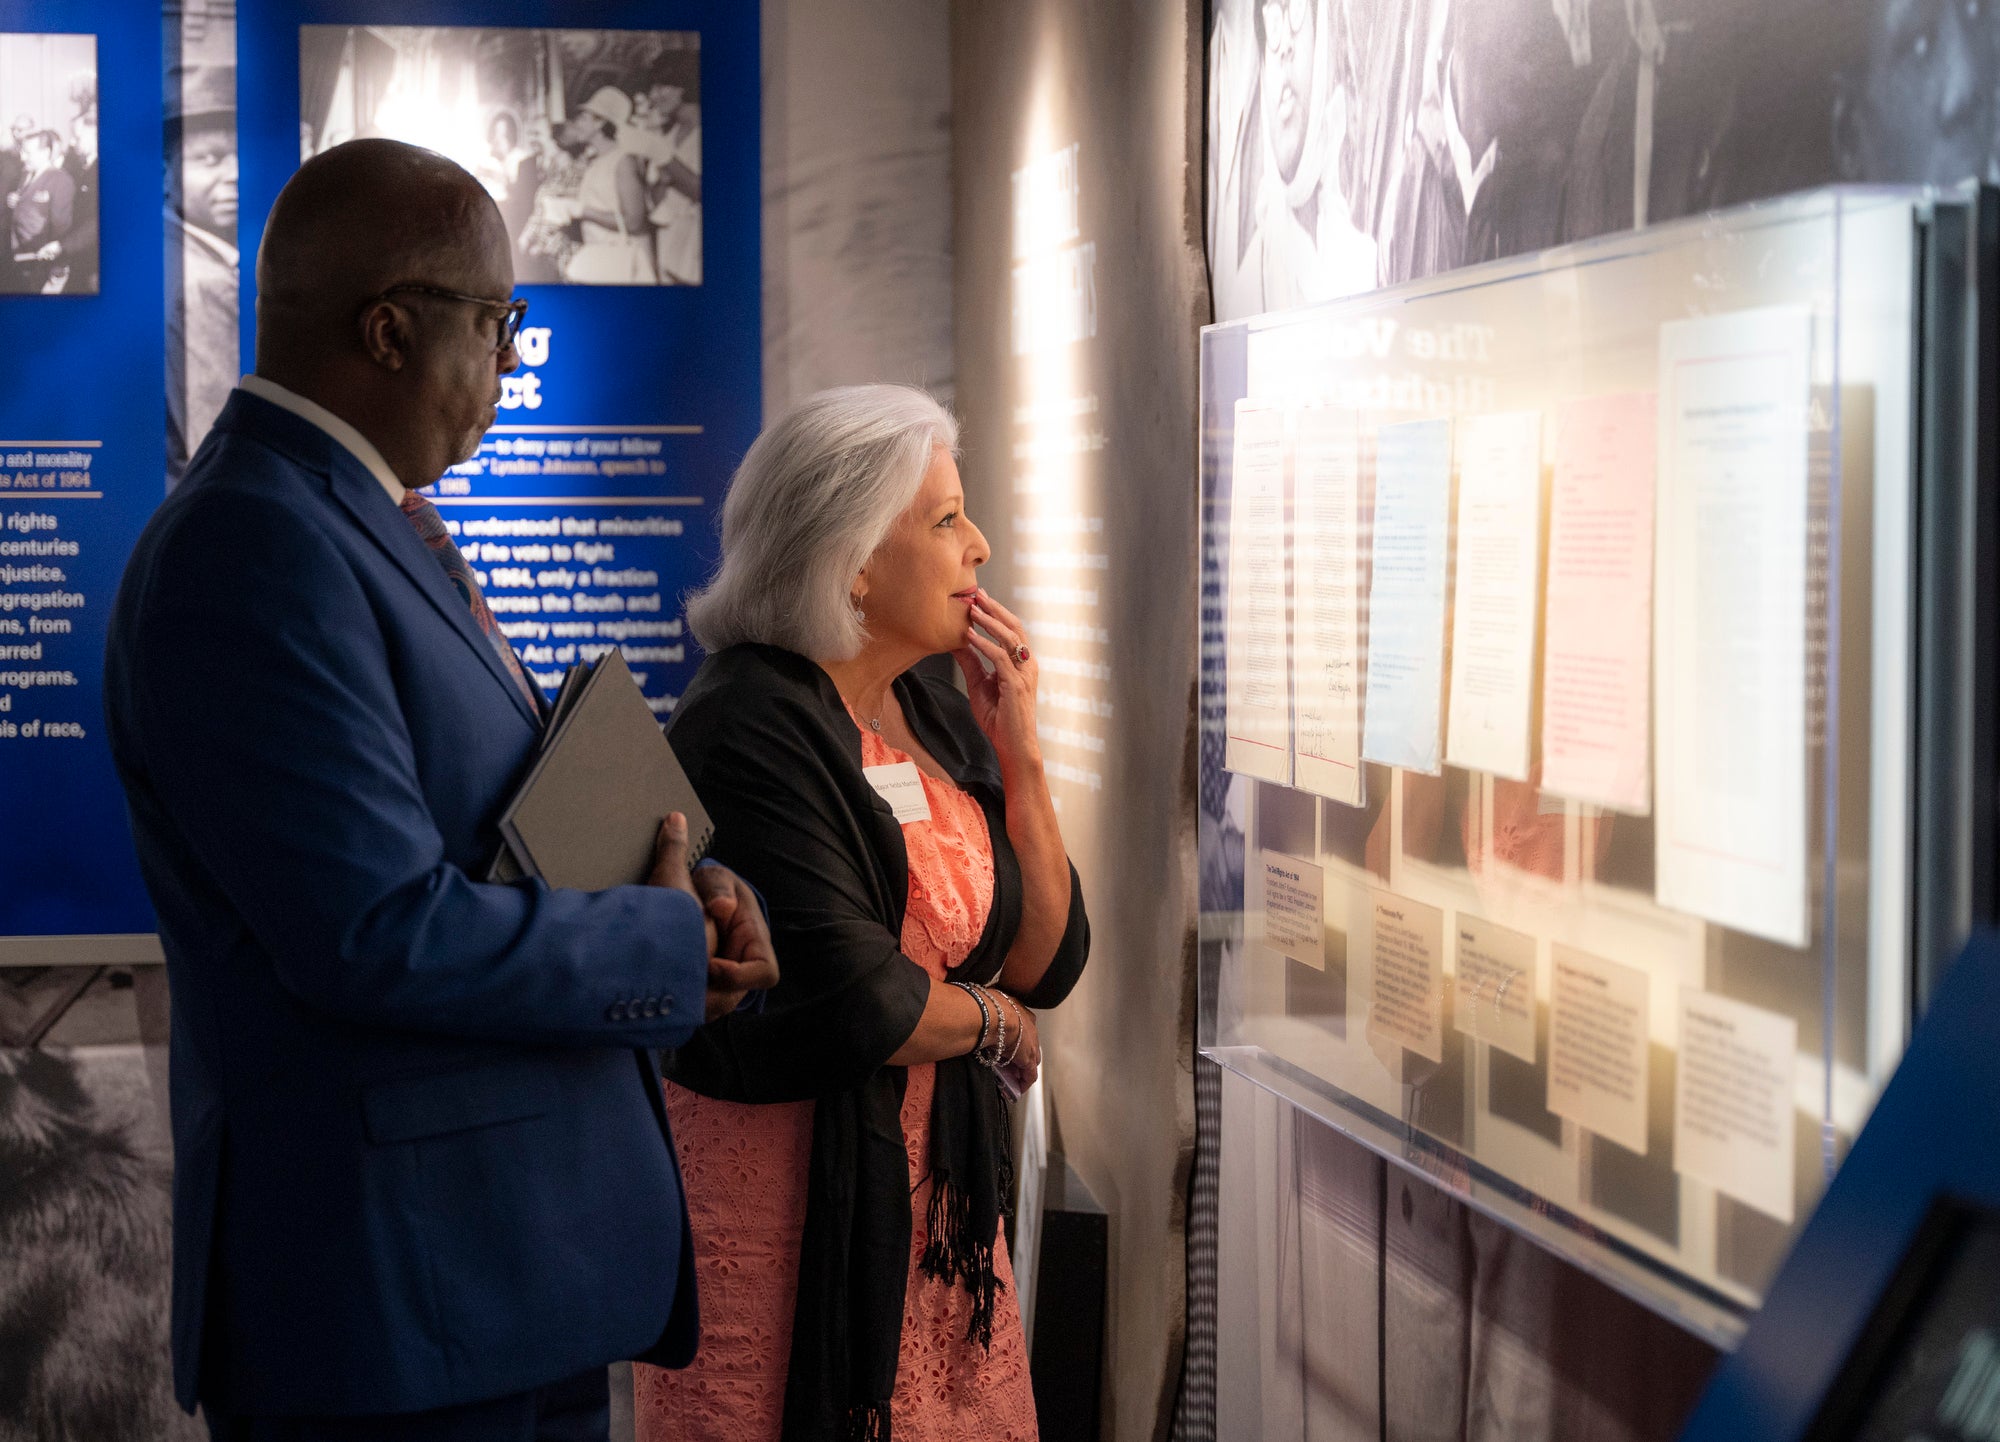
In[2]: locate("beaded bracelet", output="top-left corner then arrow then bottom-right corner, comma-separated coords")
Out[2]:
949,980 -> 996,1060
988,989 -> 1008,1068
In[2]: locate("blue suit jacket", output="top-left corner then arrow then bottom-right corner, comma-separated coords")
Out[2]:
104,391 -> 711,1416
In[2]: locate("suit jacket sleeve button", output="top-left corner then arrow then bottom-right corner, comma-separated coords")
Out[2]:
642,997 -> 661,1018
607,1001 -> 626,1021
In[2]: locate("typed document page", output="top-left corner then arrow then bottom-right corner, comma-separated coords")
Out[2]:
1540,391 -> 1657,813
1445,410 -> 1543,780
1361,417 -> 1452,775
1292,405 -> 1366,804
1654,307 -> 1812,947
1224,399 -> 1293,783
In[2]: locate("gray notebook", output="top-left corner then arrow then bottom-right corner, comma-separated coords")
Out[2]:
489,650 -> 713,890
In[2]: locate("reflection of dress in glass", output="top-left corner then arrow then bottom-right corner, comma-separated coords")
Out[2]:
632,723 -> 1037,1442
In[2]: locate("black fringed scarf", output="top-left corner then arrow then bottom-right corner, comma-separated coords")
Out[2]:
662,645 -> 1090,1442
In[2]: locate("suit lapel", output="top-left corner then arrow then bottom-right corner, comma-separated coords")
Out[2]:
322,455 -> 542,729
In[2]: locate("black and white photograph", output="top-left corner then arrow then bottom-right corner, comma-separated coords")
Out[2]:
300,26 -> 703,286
165,41 -> 238,488
1207,0 -> 2000,323
0,33 -> 98,297
0,966 -> 194,1441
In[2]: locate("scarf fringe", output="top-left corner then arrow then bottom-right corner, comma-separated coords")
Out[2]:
844,1401 -> 891,1442
918,1173 -> 1002,1350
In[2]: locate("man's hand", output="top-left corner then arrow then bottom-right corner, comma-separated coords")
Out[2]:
692,864 -> 779,1021
647,813 -> 717,956
645,815 -> 779,1022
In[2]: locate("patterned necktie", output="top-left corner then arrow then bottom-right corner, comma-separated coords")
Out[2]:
398,490 -> 542,713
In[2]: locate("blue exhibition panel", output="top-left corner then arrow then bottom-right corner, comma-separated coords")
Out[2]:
0,0 -> 162,936
1680,934 -> 2000,1441
236,0 -> 764,720
0,0 -> 759,943
237,0 -> 761,716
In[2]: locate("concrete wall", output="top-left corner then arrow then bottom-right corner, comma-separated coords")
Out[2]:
762,0 -> 953,417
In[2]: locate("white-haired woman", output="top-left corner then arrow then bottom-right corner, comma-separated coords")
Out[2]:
634,385 -> 1088,1442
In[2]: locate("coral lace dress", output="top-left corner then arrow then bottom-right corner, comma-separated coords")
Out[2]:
633,722 -> 1039,1442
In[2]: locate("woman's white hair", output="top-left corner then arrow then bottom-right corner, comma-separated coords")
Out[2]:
686,384 -> 959,662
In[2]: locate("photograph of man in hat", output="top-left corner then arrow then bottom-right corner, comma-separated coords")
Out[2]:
555,86 -> 658,283
166,64 -> 239,484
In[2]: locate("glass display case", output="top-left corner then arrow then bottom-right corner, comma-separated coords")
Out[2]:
1197,185 -> 1997,1343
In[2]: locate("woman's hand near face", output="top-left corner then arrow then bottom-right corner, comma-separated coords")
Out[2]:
951,588 -> 1075,997
954,588 -> 1043,781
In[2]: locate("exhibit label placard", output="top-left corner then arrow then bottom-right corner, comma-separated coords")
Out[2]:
1548,944 -> 1651,1154
1674,988 -> 1798,1223
1260,849 -> 1324,970
1368,889 -> 1444,1063
1453,912 -> 1536,1063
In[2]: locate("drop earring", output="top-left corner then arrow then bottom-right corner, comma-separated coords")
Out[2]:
851,598 -> 867,623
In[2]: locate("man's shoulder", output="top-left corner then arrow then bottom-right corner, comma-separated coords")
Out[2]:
133,464 -> 325,579
130,426 -> 343,583
187,408 -> 331,493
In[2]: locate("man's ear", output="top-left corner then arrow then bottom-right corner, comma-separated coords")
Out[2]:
358,300 -> 412,372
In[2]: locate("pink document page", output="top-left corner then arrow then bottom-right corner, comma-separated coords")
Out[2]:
1539,392 -> 1657,814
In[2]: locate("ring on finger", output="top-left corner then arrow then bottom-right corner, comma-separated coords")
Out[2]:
1012,643 -> 1031,666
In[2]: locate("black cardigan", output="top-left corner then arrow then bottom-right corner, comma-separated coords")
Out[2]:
664,643 -> 1088,1440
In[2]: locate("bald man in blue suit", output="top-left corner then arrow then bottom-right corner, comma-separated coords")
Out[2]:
104,140 -> 775,1441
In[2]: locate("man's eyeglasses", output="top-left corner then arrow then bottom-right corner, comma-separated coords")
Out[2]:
364,283 -> 530,354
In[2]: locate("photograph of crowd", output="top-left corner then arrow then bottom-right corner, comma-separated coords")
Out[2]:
300,25 -> 703,286
0,33 -> 98,296
1207,0 -> 2000,323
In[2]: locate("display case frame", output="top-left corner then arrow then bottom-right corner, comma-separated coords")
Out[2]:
1196,184 -> 1999,1344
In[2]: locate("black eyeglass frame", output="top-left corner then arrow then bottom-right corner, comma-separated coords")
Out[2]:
362,283 -> 530,354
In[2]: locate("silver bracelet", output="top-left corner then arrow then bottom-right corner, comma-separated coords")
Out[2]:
1000,995 -> 1028,1066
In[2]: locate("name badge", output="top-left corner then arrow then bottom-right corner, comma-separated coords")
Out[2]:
863,761 -> 932,825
